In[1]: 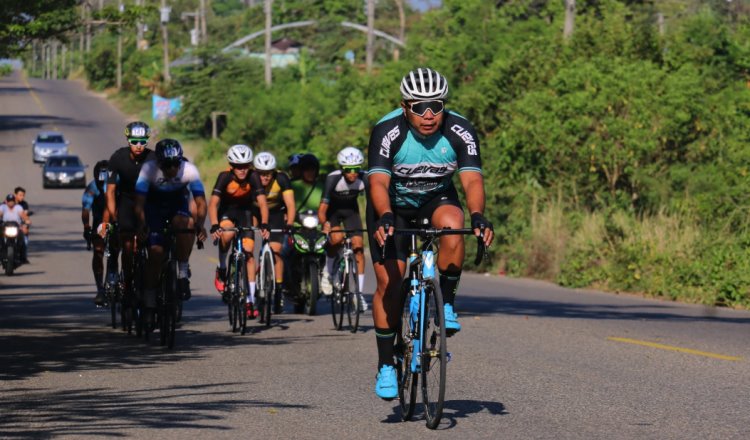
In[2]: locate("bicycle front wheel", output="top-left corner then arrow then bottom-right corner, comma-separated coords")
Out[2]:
237,260 -> 248,335
344,255 -> 361,333
397,280 -> 418,421
421,278 -> 447,429
259,248 -> 275,327
330,257 -> 344,330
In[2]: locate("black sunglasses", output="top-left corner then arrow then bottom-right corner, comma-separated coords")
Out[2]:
407,100 -> 444,117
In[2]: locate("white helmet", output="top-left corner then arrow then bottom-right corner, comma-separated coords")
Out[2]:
254,151 -> 277,171
400,67 -> 449,101
337,146 -> 364,167
227,144 -> 253,165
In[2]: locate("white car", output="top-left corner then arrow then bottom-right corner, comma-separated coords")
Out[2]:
32,131 -> 69,163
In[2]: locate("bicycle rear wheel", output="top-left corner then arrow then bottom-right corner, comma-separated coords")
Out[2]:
396,280 -> 418,421
421,278 -> 447,429
344,255 -> 361,333
160,260 -> 178,348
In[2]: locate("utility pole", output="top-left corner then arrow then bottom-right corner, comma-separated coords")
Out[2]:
563,0 -> 576,40
62,44 -> 67,78
394,0 -> 404,61
264,0 -> 272,87
200,0 -> 208,43
161,0 -> 171,83
136,0 -> 145,50
116,1 -> 123,90
366,0 -> 375,73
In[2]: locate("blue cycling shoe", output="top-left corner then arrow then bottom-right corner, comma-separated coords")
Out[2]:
375,365 -> 398,400
444,303 -> 461,335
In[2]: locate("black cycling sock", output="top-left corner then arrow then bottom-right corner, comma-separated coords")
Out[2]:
375,327 -> 396,368
439,269 -> 462,306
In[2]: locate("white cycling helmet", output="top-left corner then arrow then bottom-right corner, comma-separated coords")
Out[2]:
337,146 -> 364,167
227,144 -> 253,165
400,67 -> 449,101
254,151 -> 277,171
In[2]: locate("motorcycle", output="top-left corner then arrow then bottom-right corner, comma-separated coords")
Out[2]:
1,221 -> 23,276
288,209 -> 326,315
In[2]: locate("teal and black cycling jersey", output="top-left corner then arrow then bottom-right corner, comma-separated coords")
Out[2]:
366,108 -> 483,208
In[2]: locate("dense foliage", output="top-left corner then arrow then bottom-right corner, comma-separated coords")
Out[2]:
48,0 -> 750,307
0,0 -> 79,57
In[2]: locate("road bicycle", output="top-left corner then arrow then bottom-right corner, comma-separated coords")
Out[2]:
99,224 -> 122,330
256,228 -> 286,328
147,221 -> 202,348
387,226 -> 486,429
329,228 -> 367,333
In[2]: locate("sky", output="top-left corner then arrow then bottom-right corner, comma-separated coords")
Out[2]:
407,0 -> 442,12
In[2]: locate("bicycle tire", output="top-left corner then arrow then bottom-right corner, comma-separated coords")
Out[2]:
260,248 -> 274,327
344,255 -> 361,333
421,278 -> 447,429
237,259 -> 248,335
330,256 -> 344,330
226,259 -> 237,331
397,280 -> 418,421
304,261 -> 319,316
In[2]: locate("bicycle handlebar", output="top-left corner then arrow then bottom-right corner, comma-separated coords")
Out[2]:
379,227 -> 487,266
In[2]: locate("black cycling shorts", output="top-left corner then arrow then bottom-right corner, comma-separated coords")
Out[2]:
219,206 -> 253,229
328,206 -> 363,237
116,194 -> 138,233
366,186 -> 462,263
252,208 -> 288,244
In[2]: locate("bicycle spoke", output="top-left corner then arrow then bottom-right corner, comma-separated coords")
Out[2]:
421,279 -> 446,429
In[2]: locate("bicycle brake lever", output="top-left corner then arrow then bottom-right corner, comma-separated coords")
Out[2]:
474,233 -> 485,266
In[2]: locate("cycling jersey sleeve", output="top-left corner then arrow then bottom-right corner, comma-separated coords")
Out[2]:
367,110 -> 406,177
81,181 -> 99,210
276,172 -> 293,193
184,163 -> 206,198
212,171 -> 231,197
106,150 -> 120,185
321,172 -> 338,204
249,172 -> 265,197
134,161 -> 156,195
444,112 -> 482,174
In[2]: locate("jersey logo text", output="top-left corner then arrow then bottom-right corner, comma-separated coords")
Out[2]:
380,126 -> 400,157
451,124 -> 477,155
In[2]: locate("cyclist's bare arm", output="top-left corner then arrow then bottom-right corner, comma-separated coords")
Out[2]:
193,195 -> 208,241
318,201 -> 330,233
458,170 -> 494,247
208,194 -> 221,228
105,183 -> 117,225
282,190 -> 295,226
368,172 -> 393,246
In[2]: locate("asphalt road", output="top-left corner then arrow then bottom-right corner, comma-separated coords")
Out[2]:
1,71 -> 749,439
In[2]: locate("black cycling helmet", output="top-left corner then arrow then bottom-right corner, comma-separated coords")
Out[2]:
288,153 -> 303,168
155,138 -> 184,166
94,160 -> 109,186
124,121 -> 151,139
298,153 -> 319,170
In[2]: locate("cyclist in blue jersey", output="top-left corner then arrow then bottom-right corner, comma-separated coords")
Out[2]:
134,139 -> 207,314
81,160 -> 113,305
366,67 -> 495,399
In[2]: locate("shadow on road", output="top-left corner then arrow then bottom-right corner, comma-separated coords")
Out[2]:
381,399 -> 507,428
1,383 -> 309,437
457,293 -> 750,325
0,114 -> 95,132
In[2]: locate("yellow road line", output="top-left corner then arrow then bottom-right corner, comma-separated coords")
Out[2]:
607,337 -> 742,361
21,71 -> 59,131
207,257 -> 219,264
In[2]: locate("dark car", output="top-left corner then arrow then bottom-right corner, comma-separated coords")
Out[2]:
43,155 -> 87,189
32,131 -> 69,163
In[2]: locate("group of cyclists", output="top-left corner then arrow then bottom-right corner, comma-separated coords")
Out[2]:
79,67 -> 495,401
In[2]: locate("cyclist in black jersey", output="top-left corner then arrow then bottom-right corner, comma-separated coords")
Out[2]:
250,151 -> 296,308
367,67 -> 495,399
319,146 -> 368,311
209,145 -> 269,316
102,121 -> 155,296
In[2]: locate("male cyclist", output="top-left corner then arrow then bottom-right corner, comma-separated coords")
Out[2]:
366,67 -> 495,399
1,194 -> 30,261
82,160 -> 113,306
250,151 -> 296,310
134,139 -> 207,315
319,146 -> 368,311
208,144 -> 269,318
102,121 -> 155,301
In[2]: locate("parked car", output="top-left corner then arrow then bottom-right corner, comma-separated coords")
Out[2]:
43,155 -> 87,188
32,131 -> 69,163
